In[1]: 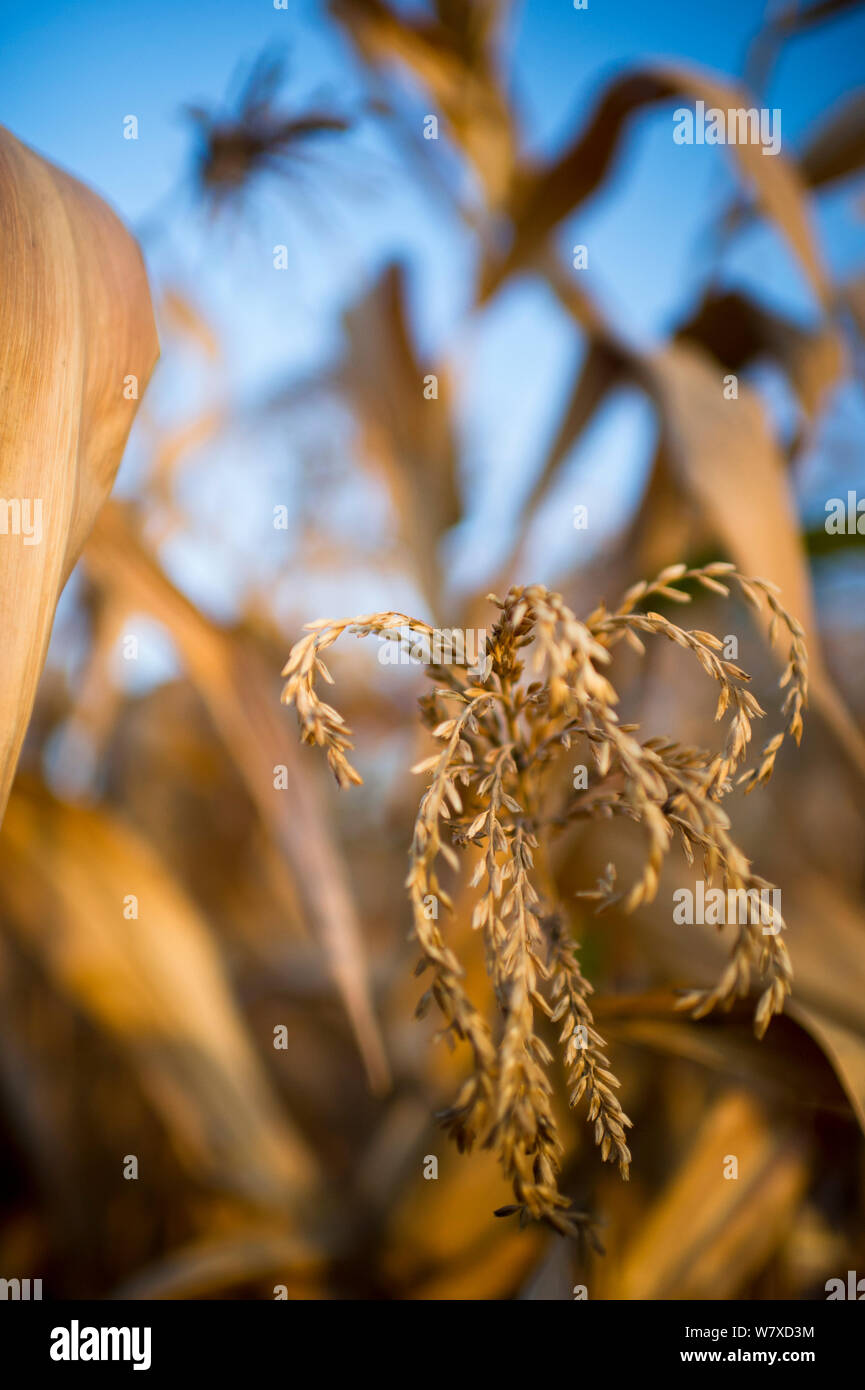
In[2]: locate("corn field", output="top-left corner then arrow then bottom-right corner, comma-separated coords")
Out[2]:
1,0 -> 865,1305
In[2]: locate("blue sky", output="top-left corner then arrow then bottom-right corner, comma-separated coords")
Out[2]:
2,0 -> 863,643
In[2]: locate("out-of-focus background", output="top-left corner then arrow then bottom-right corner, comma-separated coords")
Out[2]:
1,0 -> 865,1298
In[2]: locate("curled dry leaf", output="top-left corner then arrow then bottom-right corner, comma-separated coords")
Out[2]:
481,64 -> 828,305
0,125 -> 159,823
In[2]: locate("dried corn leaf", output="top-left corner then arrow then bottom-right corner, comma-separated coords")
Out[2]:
482,65 -> 828,305
84,501 -> 389,1092
160,287 -> 221,361
331,0 -> 517,205
113,1228 -> 324,1300
0,125 -> 158,822
599,997 -> 849,1116
0,784 -> 316,1206
507,341 -> 623,574
627,856 -> 865,1142
783,874 -> 865,1133
676,289 -> 844,420
639,339 -> 865,778
800,88 -> 865,188
609,1091 -> 809,1298
340,264 -> 460,605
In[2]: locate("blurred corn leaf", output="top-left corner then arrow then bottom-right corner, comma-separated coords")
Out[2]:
84,502 -> 389,1092
339,263 -> 461,606
800,88 -> 865,187
0,784 -> 316,1206
331,0 -> 517,205
113,1228 -> 324,1300
540,254 -> 865,781
480,65 -> 828,305
160,287 -> 222,362
639,340 -> 865,779
609,1091 -> 810,1298
676,289 -> 844,423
